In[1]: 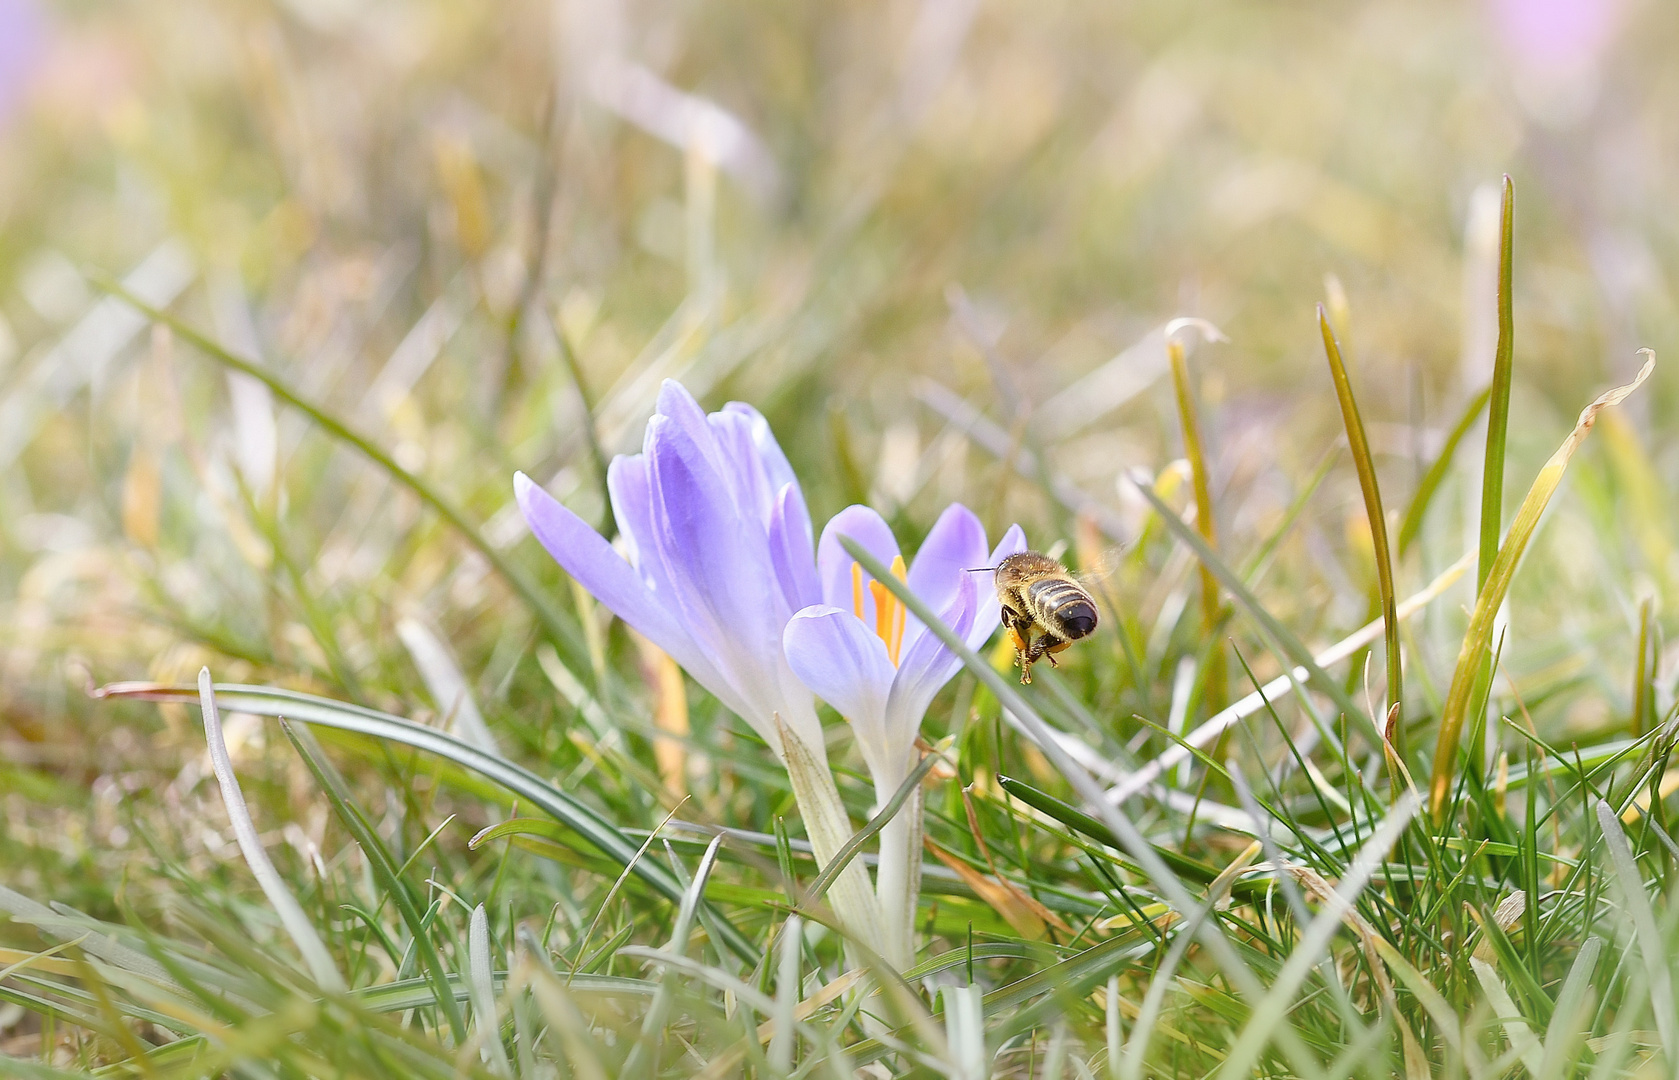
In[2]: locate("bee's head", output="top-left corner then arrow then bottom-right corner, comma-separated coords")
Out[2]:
990,550 -> 1063,590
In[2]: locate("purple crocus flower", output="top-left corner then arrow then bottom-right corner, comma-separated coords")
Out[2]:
514,379 -> 1024,966
783,504 -> 1024,966
514,381 -> 882,949
784,503 -> 1024,796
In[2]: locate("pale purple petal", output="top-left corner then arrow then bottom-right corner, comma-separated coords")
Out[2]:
885,571 -> 979,758
646,411 -> 786,711
768,482 -> 821,612
784,606 -> 897,775
817,505 -> 901,617
653,380 -> 728,478
0,1 -> 42,127
606,455 -> 666,591
907,504 -> 990,611
709,407 -> 778,524
897,504 -> 990,659
515,472 -> 735,706
722,401 -> 798,496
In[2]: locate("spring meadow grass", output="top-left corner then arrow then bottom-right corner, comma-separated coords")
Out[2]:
5,2 -> 1679,1077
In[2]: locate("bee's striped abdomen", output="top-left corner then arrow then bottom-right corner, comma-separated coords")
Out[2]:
1025,577 -> 1099,641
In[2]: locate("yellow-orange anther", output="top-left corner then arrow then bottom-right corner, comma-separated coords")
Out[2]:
864,555 -> 909,666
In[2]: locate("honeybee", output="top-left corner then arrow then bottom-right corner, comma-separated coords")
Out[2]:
991,551 -> 1100,684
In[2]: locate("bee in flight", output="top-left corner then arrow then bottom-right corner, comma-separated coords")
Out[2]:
986,550 -> 1101,684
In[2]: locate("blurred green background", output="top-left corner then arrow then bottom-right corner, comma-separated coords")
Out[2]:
2,0 -> 1677,1028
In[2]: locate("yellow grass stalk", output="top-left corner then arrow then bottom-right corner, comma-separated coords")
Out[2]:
1429,352 -> 1655,820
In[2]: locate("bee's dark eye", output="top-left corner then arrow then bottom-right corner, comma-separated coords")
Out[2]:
1061,604 -> 1097,638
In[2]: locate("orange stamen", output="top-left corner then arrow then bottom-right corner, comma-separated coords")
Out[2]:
870,579 -> 893,645
888,556 -> 907,663
856,555 -> 911,666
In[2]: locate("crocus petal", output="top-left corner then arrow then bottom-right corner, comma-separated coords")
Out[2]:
605,455 -> 668,593
769,482 -> 821,613
515,472 -> 736,709
722,401 -> 798,497
646,411 -> 789,720
709,406 -> 778,525
897,503 -> 990,660
652,380 -> 729,480
784,606 -> 898,777
884,571 -> 979,762
906,504 -> 990,615
817,505 -> 901,618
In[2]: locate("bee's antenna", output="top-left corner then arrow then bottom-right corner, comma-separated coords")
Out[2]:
964,566 -> 996,573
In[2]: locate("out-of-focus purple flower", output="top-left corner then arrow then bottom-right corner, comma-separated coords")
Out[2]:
1488,0 -> 1625,123
1490,0 -> 1620,71
0,0 -> 45,125
784,504 -> 1024,792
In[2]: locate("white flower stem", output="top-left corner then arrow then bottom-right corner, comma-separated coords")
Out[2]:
873,770 -> 922,971
777,719 -> 884,956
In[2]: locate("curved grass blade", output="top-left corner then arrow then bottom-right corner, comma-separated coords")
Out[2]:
89,275 -> 583,663
622,834 -> 726,1073
279,718 -> 467,1041
1214,793 -> 1418,1080
468,905 -> 513,1077
996,776 -> 1270,903
1319,306 -> 1404,758
355,972 -> 653,1013
1105,552 -> 1469,803
198,672 -> 346,994
97,680 -> 758,963
1430,355 -> 1653,819
1397,385 -> 1491,556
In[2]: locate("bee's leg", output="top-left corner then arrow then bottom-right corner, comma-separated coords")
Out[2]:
1005,610 -> 1034,671
1020,633 -> 1057,683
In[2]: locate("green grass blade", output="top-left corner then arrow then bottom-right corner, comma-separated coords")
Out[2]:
622,834 -> 725,1073
99,680 -> 759,964
1319,306 -> 1404,757
995,775 -> 1273,903
198,672 -> 346,994
807,751 -> 940,899
1215,792 -> 1418,1080
279,718 -> 468,1041
1478,175 -> 1516,594
1397,385 -> 1492,556
1594,799 -> 1677,1058
468,904 -> 513,1076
